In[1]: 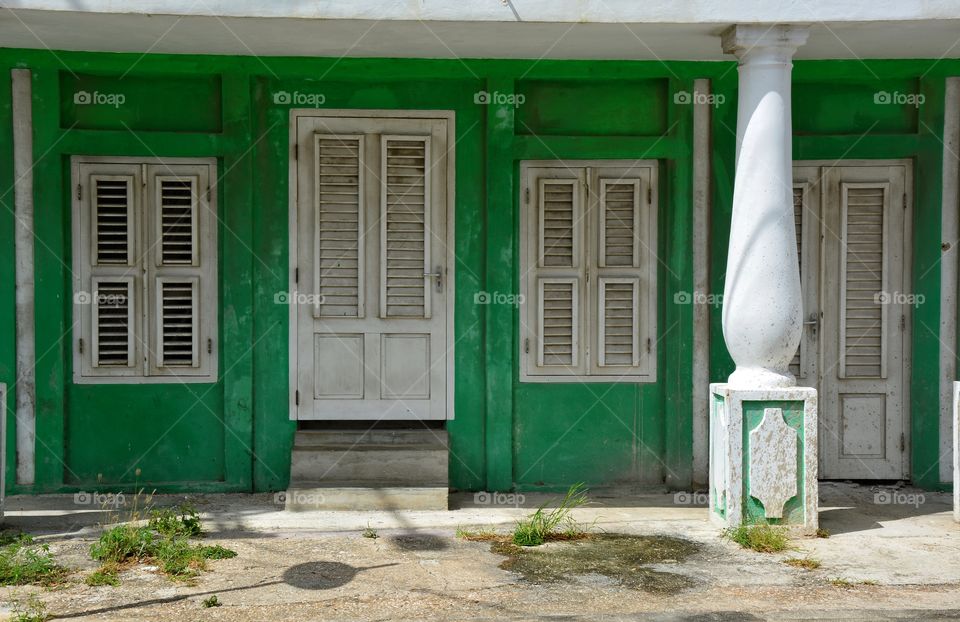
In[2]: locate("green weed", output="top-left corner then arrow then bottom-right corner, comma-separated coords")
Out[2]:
512,484 -> 589,547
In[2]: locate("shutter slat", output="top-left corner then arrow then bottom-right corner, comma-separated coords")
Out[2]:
538,279 -> 578,367
159,279 -> 198,367
789,185 -> 804,379
539,179 -> 577,268
316,135 -> 364,317
382,136 -> 429,318
841,184 -> 886,378
94,177 -> 134,265
93,279 -> 134,367
599,179 -> 640,268
598,278 -> 640,367
158,177 -> 198,265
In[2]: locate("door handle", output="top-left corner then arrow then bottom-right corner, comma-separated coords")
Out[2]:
803,312 -> 818,333
424,270 -> 443,293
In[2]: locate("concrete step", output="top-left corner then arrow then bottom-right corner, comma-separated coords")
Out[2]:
284,486 -> 448,511
293,428 -> 447,448
288,429 -> 449,510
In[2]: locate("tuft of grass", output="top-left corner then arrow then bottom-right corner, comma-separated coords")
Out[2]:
202,595 -> 221,608
512,483 -> 589,547
148,505 -> 202,538
726,524 -> 790,553
361,526 -> 378,540
90,518 -> 235,580
829,576 -> 854,588
9,593 -> 48,622
784,556 -> 821,570
815,528 -> 830,539
85,562 -> 120,587
455,526 -> 501,542
0,535 -> 68,586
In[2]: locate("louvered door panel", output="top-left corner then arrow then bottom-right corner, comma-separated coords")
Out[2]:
381,136 -> 430,318
599,179 -> 639,267
92,277 -> 135,367
538,278 -> 578,367
539,179 -> 578,267
156,176 -> 198,265
156,277 -> 199,368
315,135 -> 364,317
840,183 -> 887,379
789,185 -> 805,379
598,278 -> 639,367
92,175 -> 135,266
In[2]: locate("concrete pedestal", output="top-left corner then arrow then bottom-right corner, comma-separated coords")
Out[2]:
710,383 -> 818,533
954,381 -> 959,522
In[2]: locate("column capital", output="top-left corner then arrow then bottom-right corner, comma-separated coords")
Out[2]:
721,24 -> 809,62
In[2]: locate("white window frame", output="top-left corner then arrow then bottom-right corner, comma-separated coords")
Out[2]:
71,156 -> 218,384
519,159 -> 658,383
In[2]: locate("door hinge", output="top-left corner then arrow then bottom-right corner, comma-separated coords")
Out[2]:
646,337 -> 652,353
903,194 -> 907,210
78,338 -> 84,354
206,186 -> 211,202
293,145 -> 298,161
76,184 -> 82,200
524,338 -> 530,354
207,338 -> 213,354
525,187 -> 530,205
295,390 -> 300,406
295,267 -> 299,284
900,433 -> 905,452
648,186 -> 653,204
900,314 -> 906,331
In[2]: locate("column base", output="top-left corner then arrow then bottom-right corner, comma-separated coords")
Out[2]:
709,382 -> 818,534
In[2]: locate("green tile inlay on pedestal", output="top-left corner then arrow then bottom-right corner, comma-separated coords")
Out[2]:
742,400 -> 806,525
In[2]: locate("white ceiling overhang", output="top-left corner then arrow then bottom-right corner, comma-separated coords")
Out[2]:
1,1 -> 959,60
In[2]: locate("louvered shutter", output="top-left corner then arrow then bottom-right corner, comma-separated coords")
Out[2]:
592,166 -> 655,377
381,135 -> 431,318
315,134 -> 364,318
521,165 -> 585,377
74,163 -> 142,379
789,184 -> 805,379
839,182 -> 888,379
146,163 -> 217,378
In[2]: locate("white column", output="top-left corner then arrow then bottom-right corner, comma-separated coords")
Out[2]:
721,25 -> 809,389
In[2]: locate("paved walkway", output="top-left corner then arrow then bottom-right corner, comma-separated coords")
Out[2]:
0,482 -> 957,620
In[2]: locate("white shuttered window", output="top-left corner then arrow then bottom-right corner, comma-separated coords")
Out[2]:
520,160 -> 658,382
72,157 -> 218,383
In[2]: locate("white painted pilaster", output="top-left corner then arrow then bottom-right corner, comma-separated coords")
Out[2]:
941,78 -> 960,485
692,78 -> 712,486
721,24 -> 808,389
12,68 -> 35,486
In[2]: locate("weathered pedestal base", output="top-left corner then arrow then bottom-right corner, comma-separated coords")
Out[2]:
709,383 -> 818,534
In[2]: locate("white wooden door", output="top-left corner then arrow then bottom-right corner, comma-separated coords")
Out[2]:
793,161 -> 911,479
294,113 -> 451,420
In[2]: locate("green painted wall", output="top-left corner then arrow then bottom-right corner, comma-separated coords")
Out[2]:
0,49 -> 954,494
